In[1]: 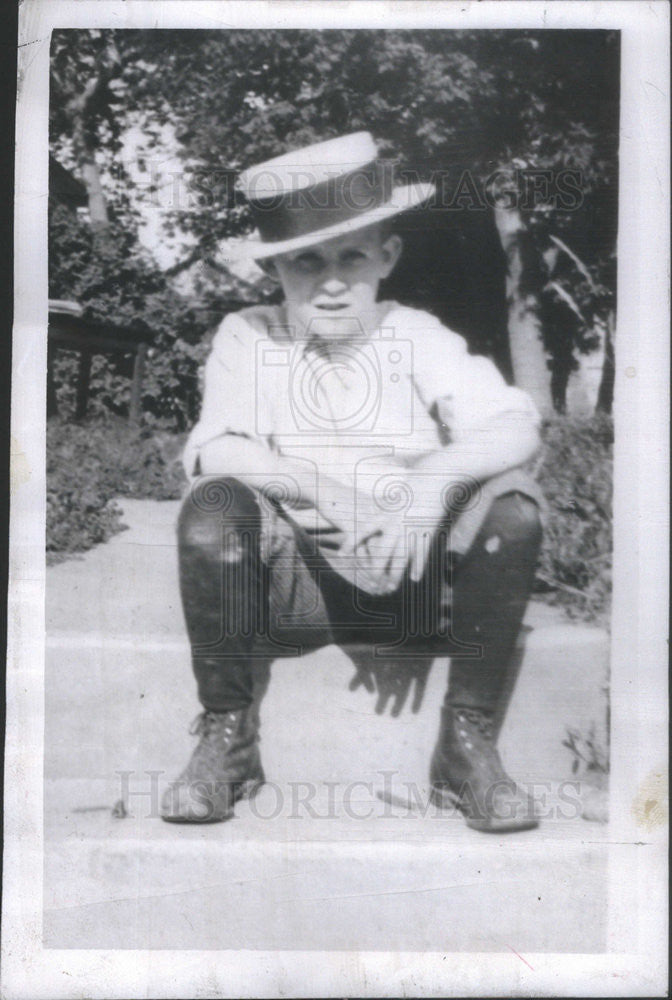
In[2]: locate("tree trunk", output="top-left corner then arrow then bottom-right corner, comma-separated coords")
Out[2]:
130,342 -> 147,424
596,309 -> 615,414
75,350 -> 92,421
66,63 -> 112,231
493,205 -> 553,416
81,158 -> 109,230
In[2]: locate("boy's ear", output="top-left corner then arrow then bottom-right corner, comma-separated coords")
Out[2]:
257,257 -> 279,279
380,233 -> 403,277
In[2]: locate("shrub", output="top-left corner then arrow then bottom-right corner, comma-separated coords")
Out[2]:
46,417 -> 187,562
535,413 -> 613,624
47,480 -> 124,563
91,418 -> 187,501
49,204 -> 260,432
47,423 -> 124,562
49,204 -> 211,431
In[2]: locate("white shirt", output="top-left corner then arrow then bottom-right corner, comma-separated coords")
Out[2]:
184,301 -> 540,590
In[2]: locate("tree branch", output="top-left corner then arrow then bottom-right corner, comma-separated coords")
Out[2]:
549,235 -> 597,291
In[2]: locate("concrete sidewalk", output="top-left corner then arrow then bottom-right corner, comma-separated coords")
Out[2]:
44,499 -> 610,952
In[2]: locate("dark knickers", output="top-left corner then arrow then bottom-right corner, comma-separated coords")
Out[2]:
178,476 -> 542,714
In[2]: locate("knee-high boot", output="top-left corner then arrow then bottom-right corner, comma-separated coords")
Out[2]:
430,492 -> 543,832
161,477 -> 267,823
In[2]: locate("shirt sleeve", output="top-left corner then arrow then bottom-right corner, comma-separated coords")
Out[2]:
182,310 -> 264,477
408,311 -> 540,442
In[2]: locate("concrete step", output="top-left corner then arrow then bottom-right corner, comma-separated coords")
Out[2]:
44,636 -> 609,952
44,822 -> 608,951
45,630 -> 609,791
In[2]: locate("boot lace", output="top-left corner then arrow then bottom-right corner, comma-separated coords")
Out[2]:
188,710 -> 239,740
455,707 -> 495,739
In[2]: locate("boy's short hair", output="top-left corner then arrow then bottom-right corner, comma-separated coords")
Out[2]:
378,218 -> 397,242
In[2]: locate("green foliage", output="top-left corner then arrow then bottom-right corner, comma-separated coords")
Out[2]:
49,203 -> 219,429
50,28 -> 619,375
46,417 -> 186,561
135,28 -> 619,292
536,413 -> 613,623
50,29 -> 125,155
47,32 -> 617,581
563,724 -> 609,779
47,420 -> 125,561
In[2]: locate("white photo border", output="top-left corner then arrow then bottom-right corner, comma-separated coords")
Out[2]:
5,2 -> 669,997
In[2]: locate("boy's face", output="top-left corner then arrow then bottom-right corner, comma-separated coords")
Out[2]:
268,225 -> 402,342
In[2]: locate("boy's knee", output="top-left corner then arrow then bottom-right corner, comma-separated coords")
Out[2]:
485,492 -> 542,546
179,477 -> 261,550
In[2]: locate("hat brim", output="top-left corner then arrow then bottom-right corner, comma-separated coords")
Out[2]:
220,182 -> 435,262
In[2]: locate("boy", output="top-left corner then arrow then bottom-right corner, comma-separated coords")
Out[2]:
161,132 -> 544,832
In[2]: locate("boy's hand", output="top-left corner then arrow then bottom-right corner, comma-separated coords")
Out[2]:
343,467 -> 451,590
344,514 -> 428,592
312,465 -> 450,592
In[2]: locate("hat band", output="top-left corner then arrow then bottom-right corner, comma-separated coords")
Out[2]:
248,160 -> 393,246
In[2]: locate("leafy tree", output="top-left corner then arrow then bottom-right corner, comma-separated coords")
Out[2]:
50,28 -> 619,416
49,31 -> 247,428
50,30 -> 123,229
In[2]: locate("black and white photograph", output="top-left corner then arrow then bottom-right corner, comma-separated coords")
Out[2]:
4,1 -> 668,997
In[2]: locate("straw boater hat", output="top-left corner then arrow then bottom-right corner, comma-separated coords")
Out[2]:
230,131 -> 435,260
